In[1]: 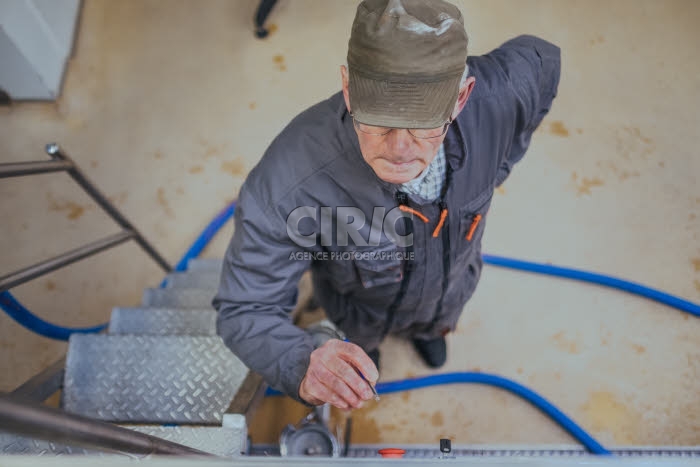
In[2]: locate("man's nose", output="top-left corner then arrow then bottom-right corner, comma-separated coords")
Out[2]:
385,129 -> 414,156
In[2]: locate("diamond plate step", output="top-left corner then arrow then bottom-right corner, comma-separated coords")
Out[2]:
163,272 -> 220,290
0,432 -> 103,456
109,308 -> 216,336
186,258 -> 223,272
142,288 -> 215,308
63,335 -> 248,424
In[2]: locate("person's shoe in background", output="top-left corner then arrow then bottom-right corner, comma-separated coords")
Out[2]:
412,336 -> 447,368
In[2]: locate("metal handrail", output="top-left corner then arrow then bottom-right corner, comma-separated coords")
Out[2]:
0,159 -> 74,178
0,394 -> 214,457
0,231 -> 135,292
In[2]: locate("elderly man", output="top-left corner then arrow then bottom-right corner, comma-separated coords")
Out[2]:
214,0 -> 560,410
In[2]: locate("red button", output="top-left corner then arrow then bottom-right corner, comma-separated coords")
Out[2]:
378,448 -> 406,458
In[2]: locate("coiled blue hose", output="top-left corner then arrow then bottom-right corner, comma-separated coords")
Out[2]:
265,372 -> 610,454
0,291 -> 107,340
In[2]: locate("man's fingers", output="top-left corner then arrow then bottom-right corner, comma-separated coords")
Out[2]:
324,357 -> 374,401
335,341 -> 379,383
307,380 -> 348,409
315,364 -> 362,408
300,340 -> 379,409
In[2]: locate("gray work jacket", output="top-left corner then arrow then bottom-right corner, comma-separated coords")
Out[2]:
214,35 -> 561,401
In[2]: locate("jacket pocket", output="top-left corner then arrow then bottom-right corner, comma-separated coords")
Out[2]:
323,244 -> 403,294
353,244 -> 403,289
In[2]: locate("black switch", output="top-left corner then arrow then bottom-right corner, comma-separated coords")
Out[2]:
440,438 -> 451,454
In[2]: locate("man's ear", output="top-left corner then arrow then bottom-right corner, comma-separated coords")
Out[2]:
341,65 -> 352,112
451,76 -> 476,119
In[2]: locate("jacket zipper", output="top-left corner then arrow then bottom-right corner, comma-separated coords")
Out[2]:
381,191 -> 413,338
431,166 -> 453,329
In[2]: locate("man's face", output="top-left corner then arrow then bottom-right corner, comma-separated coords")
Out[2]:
341,66 -> 474,184
355,125 -> 446,184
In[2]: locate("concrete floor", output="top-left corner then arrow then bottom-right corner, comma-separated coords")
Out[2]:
1,0 -> 699,449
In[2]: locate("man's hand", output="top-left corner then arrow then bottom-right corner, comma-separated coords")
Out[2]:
299,339 -> 378,410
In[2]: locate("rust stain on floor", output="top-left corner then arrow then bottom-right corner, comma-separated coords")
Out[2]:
589,35 -> 605,45
496,186 -> 506,195
581,391 -> 642,444
48,194 -> 89,220
157,187 -> 174,218
45,280 -> 56,291
248,396 -> 310,444
249,101 -> 256,110
203,146 -> 220,158
266,23 -> 279,37
431,411 -> 444,427
347,408 -> 381,443
550,331 -> 582,354
221,159 -> 245,177
188,165 -> 204,174
549,120 -> 569,137
401,392 -> 410,402
90,160 -> 98,168
616,126 -> 655,160
630,343 -> 646,355
273,54 -> 287,72
691,257 -> 700,272
694,279 -> 700,292
576,177 -> 604,196
108,191 -> 128,206
154,150 -> 163,159
380,423 -> 398,432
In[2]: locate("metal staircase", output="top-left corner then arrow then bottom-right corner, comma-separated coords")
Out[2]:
2,258 -> 251,457
0,146 -> 255,458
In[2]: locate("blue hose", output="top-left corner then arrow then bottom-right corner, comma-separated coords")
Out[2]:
0,291 -> 107,340
159,201 -> 236,287
482,254 -> 700,318
266,372 -> 610,455
173,201 -> 236,272
0,203 -> 239,338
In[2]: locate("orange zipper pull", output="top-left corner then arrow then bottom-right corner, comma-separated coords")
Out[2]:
465,214 -> 482,241
399,204 -> 429,223
432,207 -> 448,238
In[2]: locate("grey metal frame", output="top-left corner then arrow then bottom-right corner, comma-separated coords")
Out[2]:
0,143 -> 172,295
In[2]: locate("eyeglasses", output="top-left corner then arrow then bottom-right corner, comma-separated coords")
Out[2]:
350,112 -> 452,139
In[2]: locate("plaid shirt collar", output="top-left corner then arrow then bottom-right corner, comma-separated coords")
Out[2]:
399,144 -> 446,202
